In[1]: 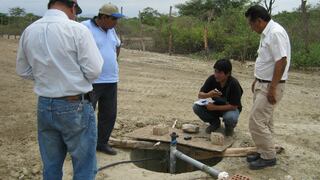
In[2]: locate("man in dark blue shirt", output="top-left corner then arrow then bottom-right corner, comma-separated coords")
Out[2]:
193,59 -> 243,136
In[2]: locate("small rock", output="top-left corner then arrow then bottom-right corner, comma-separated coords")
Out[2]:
135,121 -> 145,128
284,175 -> 293,180
31,165 -> 41,175
113,122 -> 122,130
182,124 -> 199,133
10,170 -> 20,178
22,167 -> 29,176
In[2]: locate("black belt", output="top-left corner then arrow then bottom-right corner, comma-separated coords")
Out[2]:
256,78 -> 286,83
56,93 -> 91,102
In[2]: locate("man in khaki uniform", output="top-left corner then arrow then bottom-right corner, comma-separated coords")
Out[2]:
245,5 -> 291,170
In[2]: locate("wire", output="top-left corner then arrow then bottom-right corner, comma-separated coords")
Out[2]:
98,157 -> 162,172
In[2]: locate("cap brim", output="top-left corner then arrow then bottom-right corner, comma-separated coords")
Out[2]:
111,13 -> 125,18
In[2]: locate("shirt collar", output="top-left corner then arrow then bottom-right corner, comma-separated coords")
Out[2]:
91,16 -> 98,27
44,9 -> 69,20
262,19 -> 274,36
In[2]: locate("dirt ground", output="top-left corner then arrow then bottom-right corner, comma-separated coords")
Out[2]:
0,37 -> 319,180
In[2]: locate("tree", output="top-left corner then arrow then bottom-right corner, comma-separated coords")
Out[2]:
0,13 -> 8,25
9,7 -> 26,17
175,0 -> 249,20
139,7 -> 161,26
262,0 -> 276,14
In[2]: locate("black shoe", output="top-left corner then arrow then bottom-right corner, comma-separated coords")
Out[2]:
246,153 -> 260,162
205,124 -> 220,134
249,157 -> 276,170
97,144 -> 117,155
225,126 -> 234,136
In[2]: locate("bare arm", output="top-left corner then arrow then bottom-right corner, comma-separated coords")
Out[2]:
268,57 -> 287,104
206,103 -> 238,111
116,46 -> 120,58
198,89 -> 222,99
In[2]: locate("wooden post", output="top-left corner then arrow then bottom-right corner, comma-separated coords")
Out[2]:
119,6 -> 123,43
0,16 -> 3,38
204,11 -> 213,59
139,10 -> 145,51
168,6 -> 173,55
301,0 -> 309,53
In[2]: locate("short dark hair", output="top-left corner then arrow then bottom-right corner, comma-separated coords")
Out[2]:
48,0 -> 73,9
213,59 -> 232,75
245,5 -> 271,22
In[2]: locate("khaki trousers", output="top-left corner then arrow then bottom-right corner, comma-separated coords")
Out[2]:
249,81 -> 285,159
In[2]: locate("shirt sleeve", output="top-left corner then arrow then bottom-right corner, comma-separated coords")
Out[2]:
270,31 -> 289,62
16,32 -> 34,80
227,80 -> 242,106
77,28 -> 103,83
200,76 -> 214,93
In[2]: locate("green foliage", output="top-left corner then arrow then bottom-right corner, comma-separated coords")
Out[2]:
175,0 -> 249,20
292,43 -> 320,67
139,7 -> 161,26
9,7 -> 26,17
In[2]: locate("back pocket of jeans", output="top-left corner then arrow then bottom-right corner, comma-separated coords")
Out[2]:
55,103 -> 88,131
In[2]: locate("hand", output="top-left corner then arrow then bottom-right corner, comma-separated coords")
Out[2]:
205,103 -> 217,111
251,79 -> 257,93
209,89 -> 222,97
267,86 -> 277,105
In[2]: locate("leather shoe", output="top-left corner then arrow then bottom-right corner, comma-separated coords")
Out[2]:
205,124 -> 220,134
249,157 -> 276,170
246,153 -> 260,162
97,144 -> 117,155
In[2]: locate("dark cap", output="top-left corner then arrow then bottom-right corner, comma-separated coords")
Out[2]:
49,0 -> 82,15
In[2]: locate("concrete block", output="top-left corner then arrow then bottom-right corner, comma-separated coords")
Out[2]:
152,125 -> 169,136
210,132 -> 224,146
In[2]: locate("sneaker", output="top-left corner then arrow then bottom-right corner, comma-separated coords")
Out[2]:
249,157 -> 276,170
225,125 -> 234,136
97,144 -> 117,155
205,124 -> 220,134
246,153 -> 260,162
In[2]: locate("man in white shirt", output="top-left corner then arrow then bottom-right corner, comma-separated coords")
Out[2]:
16,0 -> 103,179
82,3 -> 124,155
245,5 -> 291,170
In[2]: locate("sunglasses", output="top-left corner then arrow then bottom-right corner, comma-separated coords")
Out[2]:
105,15 -> 118,21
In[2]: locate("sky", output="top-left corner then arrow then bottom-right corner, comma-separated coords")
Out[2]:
0,0 -> 319,17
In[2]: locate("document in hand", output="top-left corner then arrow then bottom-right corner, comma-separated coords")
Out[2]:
194,98 -> 214,106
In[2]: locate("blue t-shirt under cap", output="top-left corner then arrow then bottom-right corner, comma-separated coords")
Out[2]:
82,19 -> 121,83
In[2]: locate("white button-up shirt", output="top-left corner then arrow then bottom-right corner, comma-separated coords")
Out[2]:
255,20 -> 291,81
16,9 -> 103,97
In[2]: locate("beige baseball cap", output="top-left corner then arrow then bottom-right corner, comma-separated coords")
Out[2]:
99,3 -> 125,18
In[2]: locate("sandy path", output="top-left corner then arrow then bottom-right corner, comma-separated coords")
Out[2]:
0,38 -> 319,179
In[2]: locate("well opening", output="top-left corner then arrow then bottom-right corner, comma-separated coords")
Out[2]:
130,148 -> 222,174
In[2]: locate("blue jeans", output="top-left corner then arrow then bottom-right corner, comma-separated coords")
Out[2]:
37,96 -> 97,180
192,104 -> 239,128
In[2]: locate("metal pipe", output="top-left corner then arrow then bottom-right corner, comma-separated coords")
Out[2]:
169,132 -> 178,174
172,148 -> 221,177
169,132 -> 229,179
169,143 -> 177,173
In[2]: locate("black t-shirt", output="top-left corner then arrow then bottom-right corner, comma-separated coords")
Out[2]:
200,75 -> 243,112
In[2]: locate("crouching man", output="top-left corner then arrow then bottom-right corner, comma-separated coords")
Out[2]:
193,59 -> 243,136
